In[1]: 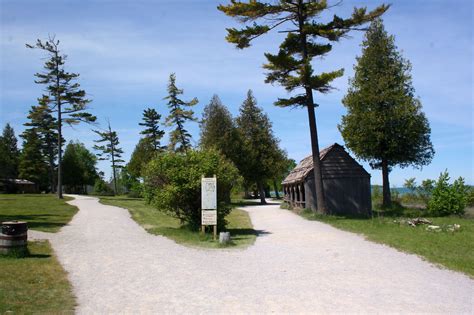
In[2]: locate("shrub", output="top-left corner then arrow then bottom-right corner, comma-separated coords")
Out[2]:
143,149 -> 240,230
93,179 -> 114,196
427,170 -> 469,216
127,181 -> 143,198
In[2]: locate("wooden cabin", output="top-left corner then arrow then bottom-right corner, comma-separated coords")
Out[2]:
282,143 -> 372,216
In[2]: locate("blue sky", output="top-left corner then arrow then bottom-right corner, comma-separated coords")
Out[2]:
1,0 -> 473,186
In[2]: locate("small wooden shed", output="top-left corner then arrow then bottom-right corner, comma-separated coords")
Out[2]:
282,143 -> 371,216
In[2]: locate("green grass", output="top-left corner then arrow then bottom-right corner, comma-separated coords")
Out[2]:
0,241 -> 76,314
99,196 -> 257,249
297,207 -> 474,277
0,194 -> 78,232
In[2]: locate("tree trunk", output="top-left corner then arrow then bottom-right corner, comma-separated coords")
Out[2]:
55,49 -> 63,199
382,159 -> 391,208
257,182 -> 267,205
297,1 -> 327,214
273,179 -> 280,199
57,106 -> 63,198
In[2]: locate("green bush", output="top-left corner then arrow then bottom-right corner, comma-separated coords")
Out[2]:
127,181 -> 143,198
427,171 -> 469,216
93,179 -> 114,196
143,149 -> 240,230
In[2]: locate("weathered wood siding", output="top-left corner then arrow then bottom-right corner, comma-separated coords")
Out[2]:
283,143 -> 371,216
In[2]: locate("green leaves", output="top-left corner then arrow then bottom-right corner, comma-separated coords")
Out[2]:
143,149 -> 240,230
139,108 -> 165,152
219,0 -> 389,100
164,73 -> 198,153
225,24 -> 271,49
339,18 -> 434,175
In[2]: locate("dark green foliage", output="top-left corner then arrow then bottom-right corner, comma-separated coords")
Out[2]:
93,123 -> 125,195
236,90 -> 281,204
127,138 -> 156,179
0,123 -> 19,179
199,95 -> 241,167
339,19 -> 434,207
18,130 -> 48,190
93,178 -> 114,196
23,99 -> 61,192
219,0 -> 388,213
139,108 -> 165,151
143,149 -> 240,230
61,141 -> 98,194
427,171 -> 469,216
164,73 -> 198,153
27,36 -> 96,198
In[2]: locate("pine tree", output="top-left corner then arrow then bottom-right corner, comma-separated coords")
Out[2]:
339,19 -> 434,207
200,95 -> 241,166
139,108 -> 165,152
164,73 -> 198,153
24,97 -> 61,192
236,90 -> 278,204
18,130 -> 49,189
218,0 -> 388,214
127,138 -> 155,179
27,36 -> 96,198
0,123 -> 20,179
93,122 -> 125,195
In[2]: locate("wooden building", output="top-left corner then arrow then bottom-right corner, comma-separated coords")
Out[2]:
282,143 -> 372,216
0,179 -> 39,194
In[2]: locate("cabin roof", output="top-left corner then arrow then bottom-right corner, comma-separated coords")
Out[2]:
282,143 -> 369,185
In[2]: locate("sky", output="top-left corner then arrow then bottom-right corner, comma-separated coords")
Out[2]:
1,0 -> 473,187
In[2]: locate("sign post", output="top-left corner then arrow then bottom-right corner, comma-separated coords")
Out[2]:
201,175 -> 217,240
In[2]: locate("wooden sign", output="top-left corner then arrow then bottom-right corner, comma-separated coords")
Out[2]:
202,210 -> 217,226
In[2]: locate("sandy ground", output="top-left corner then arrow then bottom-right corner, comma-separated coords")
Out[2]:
30,195 -> 474,314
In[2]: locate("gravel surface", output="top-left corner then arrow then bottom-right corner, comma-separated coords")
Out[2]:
30,195 -> 474,314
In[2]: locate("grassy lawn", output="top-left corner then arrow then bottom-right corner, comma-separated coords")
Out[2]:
296,208 -> 474,277
0,241 -> 76,314
99,196 -> 257,249
0,194 -> 78,232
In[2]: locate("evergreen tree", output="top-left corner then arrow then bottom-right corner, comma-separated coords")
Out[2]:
236,90 -> 278,204
127,138 -> 155,179
139,108 -> 165,151
339,19 -> 434,207
200,95 -> 241,166
24,97 -> 61,192
267,143 -> 291,199
0,123 -> 20,179
27,36 -> 96,198
18,130 -> 48,189
62,141 -> 98,194
164,73 -> 198,153
93,123 -> 125,195
219,0 -> 388,214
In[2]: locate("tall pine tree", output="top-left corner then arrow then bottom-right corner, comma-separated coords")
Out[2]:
139,108 -> 165,152
218,0 -> 388,213
24,97 -> 61,192
339,19 -> 434,207
200,95 -> 241,166
0,123 -> 19,179
27,36 -> 96,198
164,73 -> 198,153
93,122 -> 125,195
236,90 -> 278,204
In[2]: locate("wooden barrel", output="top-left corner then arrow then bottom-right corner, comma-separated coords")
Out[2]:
0,221 -> 28,254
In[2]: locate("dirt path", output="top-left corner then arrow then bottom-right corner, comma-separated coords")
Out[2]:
31,195 -> 474,314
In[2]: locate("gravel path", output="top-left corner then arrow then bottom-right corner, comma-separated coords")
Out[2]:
31,195 -> 473,314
